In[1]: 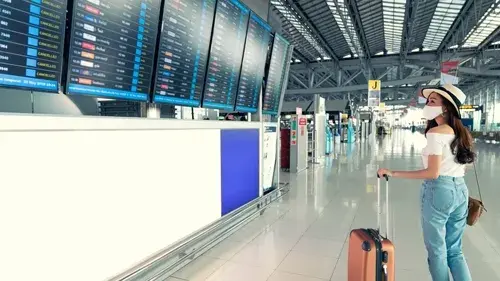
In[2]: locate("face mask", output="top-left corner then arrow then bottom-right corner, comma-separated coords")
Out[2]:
422,105 -> 443,120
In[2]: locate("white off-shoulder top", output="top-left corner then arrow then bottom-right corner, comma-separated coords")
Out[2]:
422,133 -> 465,177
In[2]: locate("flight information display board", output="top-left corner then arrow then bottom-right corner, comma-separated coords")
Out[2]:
66,0 -> 161,101
153,0 -> 216,107
0,0 -> 67,92
262,33 -> 290,115
202,0 -> 249,110
234,13 -> 271,113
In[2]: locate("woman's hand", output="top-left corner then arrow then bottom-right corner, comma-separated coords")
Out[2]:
377,168 -> 393,178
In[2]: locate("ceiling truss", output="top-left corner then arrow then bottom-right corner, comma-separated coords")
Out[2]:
270,0 -> 500,105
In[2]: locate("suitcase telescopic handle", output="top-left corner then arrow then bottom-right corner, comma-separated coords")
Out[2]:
377,174 -> 389,181
376,173 -> 390,239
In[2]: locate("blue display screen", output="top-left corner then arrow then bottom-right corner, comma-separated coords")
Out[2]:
153,0 -> 216,107
234,12 -> 271,113
0,0 -> 67,92
202,0 -> 250,110
66,0 -> 161,101
262,33 -> 290,115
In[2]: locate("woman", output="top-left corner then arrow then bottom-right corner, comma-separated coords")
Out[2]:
378,84 -> 475,281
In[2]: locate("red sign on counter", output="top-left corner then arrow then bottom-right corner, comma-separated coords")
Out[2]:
299,118 -> 307,125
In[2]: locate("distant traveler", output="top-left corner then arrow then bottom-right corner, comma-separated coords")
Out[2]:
377,84 -> 474,281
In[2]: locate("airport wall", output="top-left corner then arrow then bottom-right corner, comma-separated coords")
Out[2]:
0,114 -> 261,281
0,90 -> 99,115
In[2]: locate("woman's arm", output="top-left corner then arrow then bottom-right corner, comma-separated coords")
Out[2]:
392,154 -> 441,180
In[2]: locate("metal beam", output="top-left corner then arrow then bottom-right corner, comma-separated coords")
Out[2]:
291,51 -> 310,65
330,0 -> 371,78
400,0 -> 423,79
478,27 -> 500,51
437,0 -> 475,53
459,67 -> 500,77
342,70 -> 363,86
288,49 -> 491,73
286,75 -> 437,95
284,0 -> 339,64
346,0 -> 373,76
377,66 -> 397,80
314,73 -> 334,88
289,73 -> 309,89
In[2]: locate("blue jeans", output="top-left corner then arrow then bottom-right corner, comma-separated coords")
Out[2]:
421,176 -> 471,281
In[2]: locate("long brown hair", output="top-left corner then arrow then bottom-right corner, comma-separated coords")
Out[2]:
424,98 -> 476,164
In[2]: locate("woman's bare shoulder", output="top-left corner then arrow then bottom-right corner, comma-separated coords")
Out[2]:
428,124 -> 454,135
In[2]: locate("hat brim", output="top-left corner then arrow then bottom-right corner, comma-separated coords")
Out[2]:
421,88 -> 461,118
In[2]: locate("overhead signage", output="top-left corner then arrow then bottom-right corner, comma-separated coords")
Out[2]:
440,60 -> 459,85
460,105 -> 482,111
379,102 -> 385,111
367,80 -> 381,107
368,80 -> 381,91
291,116 -> 297,146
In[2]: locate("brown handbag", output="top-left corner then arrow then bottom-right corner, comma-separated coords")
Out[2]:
467,162 -> 486,226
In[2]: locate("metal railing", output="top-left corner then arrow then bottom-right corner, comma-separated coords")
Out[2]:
108,183 -> 290,281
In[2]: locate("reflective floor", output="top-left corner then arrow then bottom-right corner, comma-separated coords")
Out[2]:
167,130 -> 500,281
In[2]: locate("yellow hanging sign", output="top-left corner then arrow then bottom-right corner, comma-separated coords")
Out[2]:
368,80 -> 381,91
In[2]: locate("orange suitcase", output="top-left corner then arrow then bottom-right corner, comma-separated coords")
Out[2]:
348,175 -> 395,281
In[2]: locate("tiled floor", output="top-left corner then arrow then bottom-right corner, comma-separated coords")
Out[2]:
169,130 -> 500,281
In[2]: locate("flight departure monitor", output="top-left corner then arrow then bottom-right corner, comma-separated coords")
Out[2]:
262,33 -> 290,115
0,0 -> 67,92
234,12 -> 271,113
153,0 -> 216,107
202,0 -> 249,110
66,0 -> 161,101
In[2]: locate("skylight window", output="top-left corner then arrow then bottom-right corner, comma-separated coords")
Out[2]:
422,0 -> 466,50
326,0 -> 362,56
382,0 -> 406,53
462,1 -> 500,48
271,0 -> 329,57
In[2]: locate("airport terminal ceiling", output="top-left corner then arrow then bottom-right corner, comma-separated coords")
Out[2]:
273,0 -> 500,105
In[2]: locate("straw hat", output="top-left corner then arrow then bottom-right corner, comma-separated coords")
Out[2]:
421,84 -> 467,118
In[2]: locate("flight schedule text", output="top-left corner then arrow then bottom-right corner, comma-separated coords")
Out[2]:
153,0 -> 216,107
202,0 -> 249,110
262,34 -> 289,115
66,0 -> 161,101
0,0 -> 67,92
234,13 -> 271,113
